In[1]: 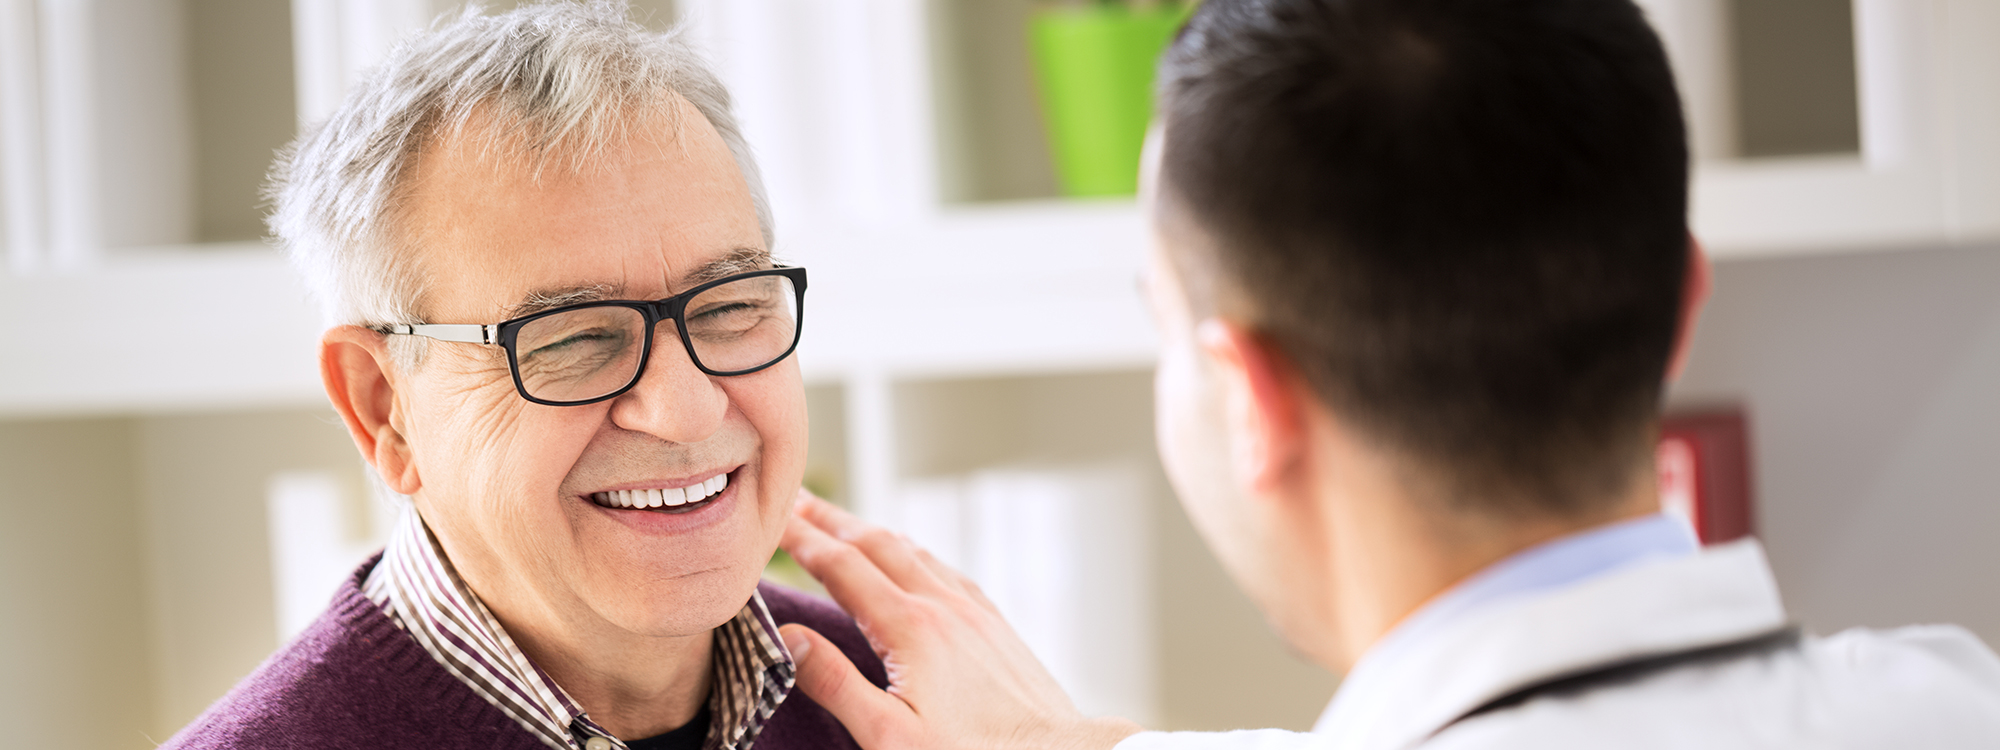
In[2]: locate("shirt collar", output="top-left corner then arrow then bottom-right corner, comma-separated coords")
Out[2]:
1315,512 -> 1699,733
363,506 -> 796,750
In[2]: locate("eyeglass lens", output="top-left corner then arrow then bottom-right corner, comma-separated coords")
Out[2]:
512,274 -> 800,403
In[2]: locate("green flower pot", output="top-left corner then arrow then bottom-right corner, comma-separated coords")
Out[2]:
1029,3 -> 1189,198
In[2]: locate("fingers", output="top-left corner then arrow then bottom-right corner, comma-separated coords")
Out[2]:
781,624 -> 913,749
911,546 -> 983,605
788,489 -> 855,544
790,494 -> 953,598
792,493 -> 874,543
783,512 -> 926,630
785,493 -> 1000,627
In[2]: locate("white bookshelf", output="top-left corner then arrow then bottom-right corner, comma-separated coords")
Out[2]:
6,0 -> 1996,411
1656,0 -> 2000,256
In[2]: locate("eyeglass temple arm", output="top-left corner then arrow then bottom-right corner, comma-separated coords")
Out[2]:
384,323 -> 498,345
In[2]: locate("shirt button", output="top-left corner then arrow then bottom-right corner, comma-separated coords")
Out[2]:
585,737 -> 613,750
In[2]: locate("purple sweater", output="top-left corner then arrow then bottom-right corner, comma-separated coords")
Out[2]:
162,557 -> 887,750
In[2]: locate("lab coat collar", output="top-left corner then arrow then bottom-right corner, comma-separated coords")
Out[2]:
1315,539 -> 1788,750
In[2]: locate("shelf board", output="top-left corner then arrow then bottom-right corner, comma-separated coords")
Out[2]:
31,180 -> 1985,420
0,244 -> 326,418
1,206 -> 1164,417
1693,155 -> 1957,259
787,200 -> 1160,381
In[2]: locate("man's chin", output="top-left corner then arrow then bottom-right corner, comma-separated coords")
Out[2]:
591,564 -> 764,636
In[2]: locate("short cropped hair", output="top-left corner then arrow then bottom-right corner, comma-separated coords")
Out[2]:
1157,0 -> 1689,517
267,1 -> 771,350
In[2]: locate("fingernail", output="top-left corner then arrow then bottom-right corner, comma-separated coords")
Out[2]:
783,630 -> 812,661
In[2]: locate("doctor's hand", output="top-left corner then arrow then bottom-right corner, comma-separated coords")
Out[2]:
777,492 -> 1144,750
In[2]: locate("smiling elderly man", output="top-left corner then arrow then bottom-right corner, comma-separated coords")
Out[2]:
161,5 -> 885,750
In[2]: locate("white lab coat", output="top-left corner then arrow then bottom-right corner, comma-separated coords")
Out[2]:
1118,540 -> 2000,750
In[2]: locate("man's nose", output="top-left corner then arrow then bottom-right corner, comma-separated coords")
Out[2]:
607,322 -> 727,443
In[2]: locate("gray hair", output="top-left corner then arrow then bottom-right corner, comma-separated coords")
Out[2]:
267,1 -> 773,358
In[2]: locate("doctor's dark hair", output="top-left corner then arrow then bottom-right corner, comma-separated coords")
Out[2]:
1156,0 -> 1689,517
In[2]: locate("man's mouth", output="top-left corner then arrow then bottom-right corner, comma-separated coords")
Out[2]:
588,471 -> 732,515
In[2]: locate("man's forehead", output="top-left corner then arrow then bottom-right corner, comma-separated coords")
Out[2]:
503,245 -> 772,318
399,93 -> 766,324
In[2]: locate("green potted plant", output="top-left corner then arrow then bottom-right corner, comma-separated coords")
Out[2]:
1029,0 -> 1194,197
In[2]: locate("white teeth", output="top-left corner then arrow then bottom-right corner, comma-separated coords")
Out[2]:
592,473 -> 730,510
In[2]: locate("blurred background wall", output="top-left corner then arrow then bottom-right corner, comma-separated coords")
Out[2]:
2,0 -> 1997,747
1673,243 -> 2000,641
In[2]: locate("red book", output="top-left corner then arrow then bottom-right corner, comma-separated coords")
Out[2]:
1657,409 -> 1756,545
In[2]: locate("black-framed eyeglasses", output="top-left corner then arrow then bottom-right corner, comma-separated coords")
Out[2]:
382,266 -> 807,406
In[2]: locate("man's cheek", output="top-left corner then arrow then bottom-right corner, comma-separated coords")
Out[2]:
458,409 -> 547,486
412,378 -> 519,456
735,369 -> 808,468
1155,357 -> 1203,495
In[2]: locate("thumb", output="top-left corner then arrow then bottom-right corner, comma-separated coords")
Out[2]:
780,624 -> 913,748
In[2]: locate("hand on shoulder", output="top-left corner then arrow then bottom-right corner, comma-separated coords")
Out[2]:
778,491 -> 1145,750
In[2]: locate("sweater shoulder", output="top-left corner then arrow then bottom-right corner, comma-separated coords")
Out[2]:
160,556 -> 544,750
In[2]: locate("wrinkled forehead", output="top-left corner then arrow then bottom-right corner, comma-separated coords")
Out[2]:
392,94 -> 766,324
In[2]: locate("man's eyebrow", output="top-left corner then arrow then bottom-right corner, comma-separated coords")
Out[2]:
500,248 -> 772,319
683,247 -> 773,286
506,284 -> 617,319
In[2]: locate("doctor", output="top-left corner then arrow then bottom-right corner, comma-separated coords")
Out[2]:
773,0 -> 2000,747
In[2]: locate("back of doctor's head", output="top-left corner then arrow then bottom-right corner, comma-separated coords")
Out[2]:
1155,0 -> 1688,520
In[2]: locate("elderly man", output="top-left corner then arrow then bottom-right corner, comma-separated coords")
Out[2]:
163,5 -> 883,750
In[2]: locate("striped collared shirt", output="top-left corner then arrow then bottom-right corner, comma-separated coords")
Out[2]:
363,508 -> 796,750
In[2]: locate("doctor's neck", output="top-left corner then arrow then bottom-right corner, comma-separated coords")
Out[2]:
1285,406 -> 1662,674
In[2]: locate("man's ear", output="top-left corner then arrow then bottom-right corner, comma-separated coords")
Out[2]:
1195,320 -> 1307,494
322,326 -> 422,495
1667,237 -> 1714,382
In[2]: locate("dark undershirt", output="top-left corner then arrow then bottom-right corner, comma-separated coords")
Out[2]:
622,705 -> 711,750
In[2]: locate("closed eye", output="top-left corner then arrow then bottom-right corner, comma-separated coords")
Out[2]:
528,328 -> 625,358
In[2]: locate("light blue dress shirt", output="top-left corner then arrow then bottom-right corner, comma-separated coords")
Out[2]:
1313,512 -> 1700,732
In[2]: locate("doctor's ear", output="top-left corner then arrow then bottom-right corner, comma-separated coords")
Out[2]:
321,326 -> 422,496
1195,320 -> 1308,493
1666,237 -> 1713,383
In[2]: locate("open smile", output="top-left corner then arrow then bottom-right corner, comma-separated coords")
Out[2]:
588,469 -> 734,515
